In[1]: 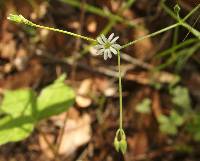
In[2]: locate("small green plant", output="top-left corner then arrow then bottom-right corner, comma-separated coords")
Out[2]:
0,74 -> 75,145
136,98 -> 151,114
158,110 -> 184,135
6,2 -> 200,153
158,86 -> 191,135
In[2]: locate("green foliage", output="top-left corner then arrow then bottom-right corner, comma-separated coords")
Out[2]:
158,110 -> 184,135
136,98 -> 151,114
171,86 -> 191,111
37,75 -> 75,120
186,114 -> 200,141
158,86 -> 191,135
0,75 -> 75,145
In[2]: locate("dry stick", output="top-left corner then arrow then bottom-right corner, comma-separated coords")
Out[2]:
37,128 -> 61,161
55,112 -> 69,158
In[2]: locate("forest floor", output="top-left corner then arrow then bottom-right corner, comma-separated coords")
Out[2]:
0,0 -> 200,161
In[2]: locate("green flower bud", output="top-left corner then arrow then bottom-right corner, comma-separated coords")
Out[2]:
174,4 -> 180,19
7,14 -> 34,26
119,138 -> 127,154
114,128 -> 127,154
114,137 -> 120,152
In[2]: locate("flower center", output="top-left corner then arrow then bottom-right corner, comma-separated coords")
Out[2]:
105,42 -> 111,49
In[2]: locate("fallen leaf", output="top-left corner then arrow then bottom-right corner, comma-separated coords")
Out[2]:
58,113 -> 92,156
76,79 -> 93,108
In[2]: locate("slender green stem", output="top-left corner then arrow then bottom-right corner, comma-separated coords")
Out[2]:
160,1 -> 179,21
173,26 -> 179,48
161,2 -> 200,38
180,22 -> 200,38
183,4 -> 200,21
61,0 -> 123,22
7,14 -> 97,42
117,50 -> 123,129
61,0 -> 138,28
156,38 -> 198,57
33,24 -> 97,42
121,23 -> 180,49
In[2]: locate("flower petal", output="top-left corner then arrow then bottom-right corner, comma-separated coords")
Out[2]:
97,36 -> 104,44
110,47 -> 118,55
112,44 -> 121,50
101,34 -> 107,43
104,50 -> 108,60
97,48 -> 105,55
110,36 -> 119,43
107,50 -> 112,59
94,44 -> 104,50
108,33 -> 114,42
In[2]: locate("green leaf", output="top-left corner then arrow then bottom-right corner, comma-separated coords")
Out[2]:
159,122 -> 178,135
0,74 -> 75,145
0,89 -> 36,145
170,110 -> 184,126
136,98 -> 151,114
171,86 -> 191,110
1,89 -> 36,118
158,114 -> 169,124
0,116 -> 34,145
37,75 -> 75,120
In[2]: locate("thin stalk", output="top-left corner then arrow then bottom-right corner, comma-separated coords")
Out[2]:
33,24 -> 96,42
171,26 -> 179,56
156,38 -> 198,57
121,23 -> 180,49
61,0 -> 123,22
183,14 -> 200,41
117,50 -> 123,130
180,22 -> 200,38
60,0 -> 138,28
7,14 -> 96,42
161,2 -> 200,38
183,4 -> 200,21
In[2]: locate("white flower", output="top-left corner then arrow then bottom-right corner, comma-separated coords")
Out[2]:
94,33 -> 121,60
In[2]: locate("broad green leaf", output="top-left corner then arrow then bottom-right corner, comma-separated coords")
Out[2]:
0,74 -> 75,145
37,75 -> 75,120
136,98 -> 151,114
1,89 -> 36,118
0,116 -> 34,145
0,89 -> 36,145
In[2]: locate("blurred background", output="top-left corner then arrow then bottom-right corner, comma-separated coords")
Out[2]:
0,0 -> 200,161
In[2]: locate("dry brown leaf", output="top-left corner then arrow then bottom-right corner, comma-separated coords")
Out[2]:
58,113 -> 92,156
94,78 -> 117,97
76,79 -> 93,108
86,16 -> 97,33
